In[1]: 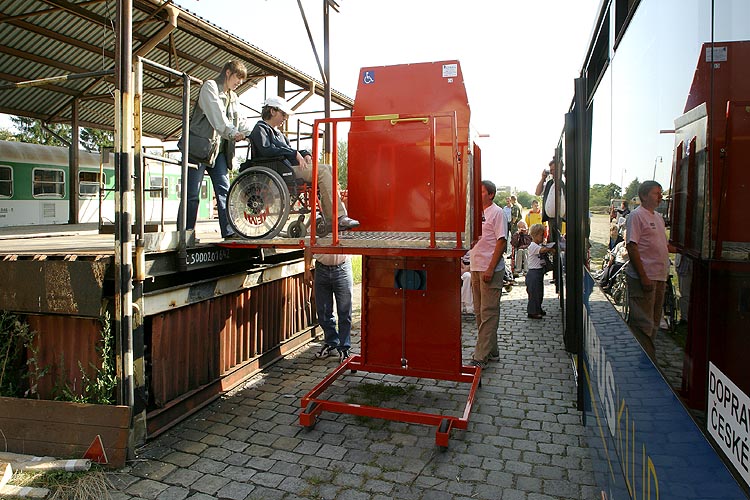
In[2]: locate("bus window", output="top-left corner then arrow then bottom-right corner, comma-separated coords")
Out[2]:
0,165 -> 12,198
79,171 -> 103,197
149,176 -> 169,198
33,168 -> 65,198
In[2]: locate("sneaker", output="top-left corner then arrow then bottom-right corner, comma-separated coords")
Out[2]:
316,344 -> 337,358
338,216 -> 360,230
488,352 -> 500,361
469,359 -> 487,368
338,349 -> 350,362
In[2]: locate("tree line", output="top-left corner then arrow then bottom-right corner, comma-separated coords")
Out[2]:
0,116 -> 113,152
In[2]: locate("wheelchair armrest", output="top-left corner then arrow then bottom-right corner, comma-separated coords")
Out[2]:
239,156 -> 291,172
239,156 -> 297,188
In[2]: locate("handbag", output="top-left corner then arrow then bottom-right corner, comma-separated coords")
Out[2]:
177,131 -> 218,165
177,88 -> 220,165
542,251 -> 555,274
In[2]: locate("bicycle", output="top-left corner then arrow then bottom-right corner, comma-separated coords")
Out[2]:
662,274 -> 678,334
602,262 -> 678,332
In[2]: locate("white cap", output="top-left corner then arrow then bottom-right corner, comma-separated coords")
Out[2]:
263,96 -> 293,115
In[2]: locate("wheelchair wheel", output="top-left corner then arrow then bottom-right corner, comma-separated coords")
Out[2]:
227,166 -> 291,239
663,279 -> 677,333
287,218 -> 307,239
315,214 -> 330,237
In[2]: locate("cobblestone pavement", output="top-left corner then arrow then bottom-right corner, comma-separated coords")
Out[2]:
108,277 -> 599,500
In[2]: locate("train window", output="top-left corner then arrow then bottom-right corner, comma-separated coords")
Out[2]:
200,180 -> 208,199
32,168 -> 65,198
0,165 -> 11,198
79,171 -> 103,197
149,176 -> 169,198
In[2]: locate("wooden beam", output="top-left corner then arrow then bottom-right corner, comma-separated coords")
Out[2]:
38,0 -> 110,26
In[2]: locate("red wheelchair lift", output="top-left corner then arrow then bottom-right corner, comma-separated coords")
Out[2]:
299,60 -> 484,448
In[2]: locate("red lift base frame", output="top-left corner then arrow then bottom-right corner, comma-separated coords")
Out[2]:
299,355 -> 482,448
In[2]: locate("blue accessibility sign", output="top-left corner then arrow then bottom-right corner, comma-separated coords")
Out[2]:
362,71 -> 375,85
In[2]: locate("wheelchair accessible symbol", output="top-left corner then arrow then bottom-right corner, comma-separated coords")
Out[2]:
363,71 -> 375,84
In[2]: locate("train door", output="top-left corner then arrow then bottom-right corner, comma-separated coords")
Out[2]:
0,164 -> 13,226
78,168 -> 113,223
32,167 -> 68,225
197,178 -> 213,221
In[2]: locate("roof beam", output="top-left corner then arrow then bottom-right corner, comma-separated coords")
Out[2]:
0,44 -> 93,76
0,72 -> 80,96
38,0 -> 110,26
0,0 -> 107,24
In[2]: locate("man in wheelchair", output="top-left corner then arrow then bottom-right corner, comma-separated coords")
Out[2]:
247,96 -> 359,231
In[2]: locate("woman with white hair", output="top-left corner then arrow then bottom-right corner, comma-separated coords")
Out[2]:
248,96 -> 359,231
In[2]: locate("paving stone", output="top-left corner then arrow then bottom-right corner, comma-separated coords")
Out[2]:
172,440 -> 209,455
200,446 -> 232,461
215,480 -> 255,500
125,478 -> 169,499
108,472 -> 140,490
517,475 -> 544,493
162,451 -> 200,468
246,456 -> 276,471
332,471 -> 364,489
200,433 -> 228,446
501,489 -> 528,500
224,452 -> 252,466
191,473 -> 230,495
163,468 -> 204,488
220,464 -> 256,482
185,493 -> 215,500
269,460 -> 304,477
249,471 -> 285,488
189,457 -> 228,475
362,478 -> 395,494
157,486 -> 190,500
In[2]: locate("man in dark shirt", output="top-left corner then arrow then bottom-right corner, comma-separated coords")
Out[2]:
249,96 -> 359,230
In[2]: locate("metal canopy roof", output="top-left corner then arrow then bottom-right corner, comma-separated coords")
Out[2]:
0,0 -> 354,141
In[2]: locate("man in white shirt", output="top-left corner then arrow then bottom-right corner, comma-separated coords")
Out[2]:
468,180 -> 507,368
304,249 -> 354,362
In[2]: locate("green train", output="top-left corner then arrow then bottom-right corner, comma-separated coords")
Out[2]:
0,140 -> 214,227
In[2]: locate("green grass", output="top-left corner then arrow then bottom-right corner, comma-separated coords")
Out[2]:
351,255 -> 362,284
346,382 -> 415,407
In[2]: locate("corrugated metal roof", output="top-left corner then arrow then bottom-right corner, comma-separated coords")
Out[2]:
0,0 -> 353,141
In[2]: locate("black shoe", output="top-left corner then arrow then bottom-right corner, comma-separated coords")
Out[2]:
338,216 -> 360,230
469,359 -> 487,368
527,314 -> 543,319
316,344 -> 336,358
540,310 -> 547,316
338,349 -> 350,362
488,351 -> 500,361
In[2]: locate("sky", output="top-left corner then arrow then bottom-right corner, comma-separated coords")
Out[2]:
0,0 -> 601,193
158,0 -> 601,193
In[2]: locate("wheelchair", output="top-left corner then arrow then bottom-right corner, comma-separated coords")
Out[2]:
226,156 -> 329,239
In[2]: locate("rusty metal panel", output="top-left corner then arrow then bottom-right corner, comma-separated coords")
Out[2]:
0,258 -> 109,317
25,315 -> 102,399
150,274 -> 313,408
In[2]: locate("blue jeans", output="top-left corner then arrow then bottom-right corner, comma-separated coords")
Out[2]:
177,152 -> 232,237
314,260 -> 353,351
526,268 -> 545,315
